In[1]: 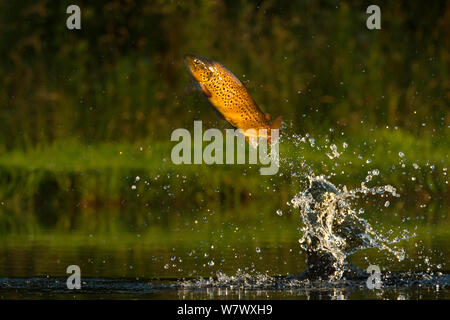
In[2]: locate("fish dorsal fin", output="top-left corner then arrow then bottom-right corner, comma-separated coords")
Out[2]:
271,116 -> 283,130
265,113 -> 271,121
200,83 -> 212,98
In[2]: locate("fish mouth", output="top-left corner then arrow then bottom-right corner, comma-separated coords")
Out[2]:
183,54 -> 196,76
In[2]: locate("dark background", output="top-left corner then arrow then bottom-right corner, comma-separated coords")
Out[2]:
0,0 -> 448,149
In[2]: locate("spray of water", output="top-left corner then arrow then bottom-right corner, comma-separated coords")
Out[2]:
282,129 -> 415,280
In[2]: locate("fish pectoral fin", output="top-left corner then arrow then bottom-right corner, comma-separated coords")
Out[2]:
199,83 -> 212,98
184,79 -> 198,95
271,116 -> 283,131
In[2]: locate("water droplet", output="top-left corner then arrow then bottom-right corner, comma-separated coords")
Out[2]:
276,209 -> 283,216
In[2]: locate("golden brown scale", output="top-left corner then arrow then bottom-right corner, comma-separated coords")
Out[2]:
184,54 -> 282,142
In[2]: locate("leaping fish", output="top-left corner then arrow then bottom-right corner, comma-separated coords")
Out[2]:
184,54 -> 282,144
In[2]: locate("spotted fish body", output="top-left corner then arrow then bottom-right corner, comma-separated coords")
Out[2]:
184,54 -> 282,143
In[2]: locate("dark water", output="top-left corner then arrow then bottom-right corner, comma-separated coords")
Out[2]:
0,204 -> 448,300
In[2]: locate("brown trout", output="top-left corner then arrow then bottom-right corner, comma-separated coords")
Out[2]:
184,54 -> 282,144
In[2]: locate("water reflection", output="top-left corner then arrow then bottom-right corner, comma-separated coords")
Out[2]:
0,202 -> 448,299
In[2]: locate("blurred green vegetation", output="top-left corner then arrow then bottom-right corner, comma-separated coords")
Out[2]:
0,127 -> 447,233
0,1 -> 448,232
